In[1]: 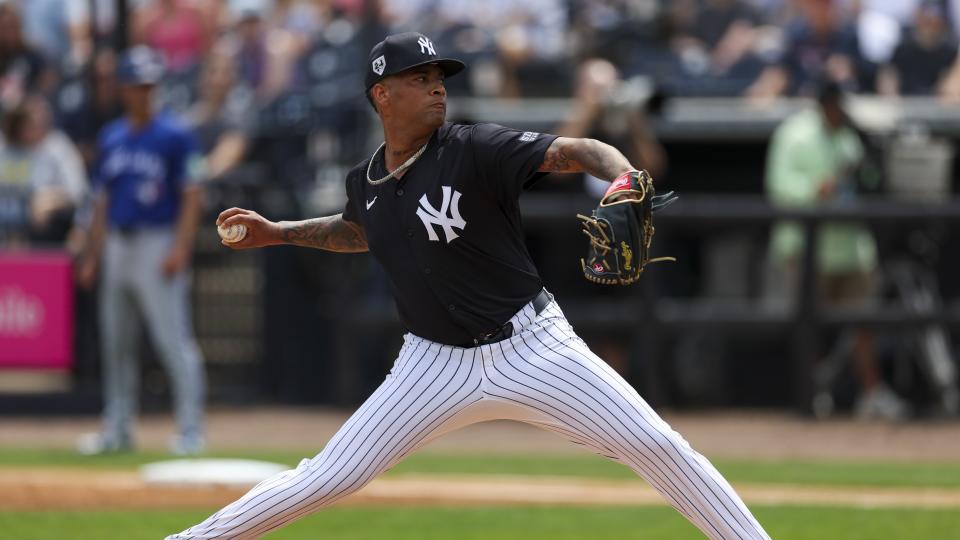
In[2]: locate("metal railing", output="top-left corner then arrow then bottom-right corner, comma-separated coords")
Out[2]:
447,96 -> 960,140
336,193 -> 960,411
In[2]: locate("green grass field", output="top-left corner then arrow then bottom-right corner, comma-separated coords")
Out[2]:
3,506 -> 959,540
3,448 -> 960,488
3,449 -> 960,539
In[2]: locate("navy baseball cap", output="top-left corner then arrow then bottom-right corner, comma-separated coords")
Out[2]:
117,46 -> 166,85
365,32 -> 465,90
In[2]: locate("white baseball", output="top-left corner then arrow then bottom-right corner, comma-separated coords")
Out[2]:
218,223 -> 247,243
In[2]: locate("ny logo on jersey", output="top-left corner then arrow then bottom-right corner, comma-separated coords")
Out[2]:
418,36 -> 436,56
416,186 -> 466,243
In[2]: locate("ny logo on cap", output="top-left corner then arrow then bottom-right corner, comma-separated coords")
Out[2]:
417,36 -> 436,56
372,55 -> 386,75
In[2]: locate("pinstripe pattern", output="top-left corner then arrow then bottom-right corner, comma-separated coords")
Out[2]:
167,296 -> 769,539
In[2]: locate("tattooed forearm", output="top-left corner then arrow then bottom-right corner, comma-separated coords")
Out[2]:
539,137 -> 634,180
539,138 -> 580,172
279,214 -> 368,253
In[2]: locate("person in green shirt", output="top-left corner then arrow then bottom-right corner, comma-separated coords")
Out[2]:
766,81 -> 908,420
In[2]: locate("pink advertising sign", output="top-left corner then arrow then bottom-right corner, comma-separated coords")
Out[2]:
0,251 -> 73,369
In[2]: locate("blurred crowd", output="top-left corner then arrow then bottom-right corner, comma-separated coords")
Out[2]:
0,0 -> 958,249
0,0 -> 953,422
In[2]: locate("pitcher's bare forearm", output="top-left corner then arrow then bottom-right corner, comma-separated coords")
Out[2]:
539,137 -> 633,181
278,214 -> 368,252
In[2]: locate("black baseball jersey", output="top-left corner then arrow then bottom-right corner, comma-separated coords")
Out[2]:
342,122 -> 558,346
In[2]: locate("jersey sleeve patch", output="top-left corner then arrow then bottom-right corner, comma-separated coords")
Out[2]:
519,131 -> 539,142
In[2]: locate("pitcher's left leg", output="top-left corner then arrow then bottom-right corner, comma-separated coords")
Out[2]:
167,338 -> 485,539
487,308 -> 769,540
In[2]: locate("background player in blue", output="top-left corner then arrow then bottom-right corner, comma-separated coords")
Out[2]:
76,46 -> 206,456
169,33 -> 769,539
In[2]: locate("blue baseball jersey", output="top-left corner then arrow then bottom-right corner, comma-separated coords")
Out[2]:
95,112 -> 200,228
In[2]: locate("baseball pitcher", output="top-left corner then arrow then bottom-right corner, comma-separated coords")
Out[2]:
168,33 -> 769,539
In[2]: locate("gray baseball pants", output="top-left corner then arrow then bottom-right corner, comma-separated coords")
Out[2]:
99,228 -> 205,443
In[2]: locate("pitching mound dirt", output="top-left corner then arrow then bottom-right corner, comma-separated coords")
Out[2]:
3,469 -> 959,511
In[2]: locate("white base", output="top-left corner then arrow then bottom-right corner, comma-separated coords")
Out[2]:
140,458 -> 288,487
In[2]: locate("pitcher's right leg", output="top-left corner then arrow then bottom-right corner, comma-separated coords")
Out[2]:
166,338 -> 483,539
484,304 -> 770,540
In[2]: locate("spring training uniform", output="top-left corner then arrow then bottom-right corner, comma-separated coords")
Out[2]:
167,121 -> 770,539
95,112 -> 205,448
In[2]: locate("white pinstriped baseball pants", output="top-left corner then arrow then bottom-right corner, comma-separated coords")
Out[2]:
167,296 -> 770,539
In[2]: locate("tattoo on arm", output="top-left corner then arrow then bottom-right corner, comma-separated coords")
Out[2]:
539,137 -> 634,181
539,137 -> 581,173
280,214 -> 368,253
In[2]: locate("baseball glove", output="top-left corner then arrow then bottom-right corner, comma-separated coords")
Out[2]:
577,169 -> 677,285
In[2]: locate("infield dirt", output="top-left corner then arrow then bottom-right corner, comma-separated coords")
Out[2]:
2,408 -> 959,510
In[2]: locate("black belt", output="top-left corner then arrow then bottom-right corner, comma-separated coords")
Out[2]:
470,288 -> 552,347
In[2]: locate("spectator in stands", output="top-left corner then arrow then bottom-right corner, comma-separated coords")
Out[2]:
0,3 -> 53,109
747,0 -> 859,102
133,0 -> 212,73
219,5 -> 266,93
259,0 -> 332,100
382,0 -> 568,97
378,0 -> 428,28
750,0 -> 799,26
877,1 -> 959,97
184,49 -> 252,181
57,48 -> 125,169
193,0 -> 231,33
557,58 -> 666,186
669,0 -> 766,95
18,0 -> 92,70
567,0 -> 663,70
682,0 -> 762,73
948,0 -> 960,37
765,81 -> 908,420
217,1 -> 299,103
547,58 -> 667,375
853,0 -> 917,69
269,0 -> 325,45
483,0 -> 570,97
70,0 -> 150,53
0,95 -> 87,245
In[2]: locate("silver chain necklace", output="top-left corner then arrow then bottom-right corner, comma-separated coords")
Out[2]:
365,140 -> 430,185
